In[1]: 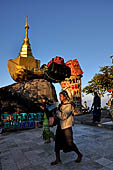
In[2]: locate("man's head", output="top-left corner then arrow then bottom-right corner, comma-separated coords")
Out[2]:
94,92 -> 98,96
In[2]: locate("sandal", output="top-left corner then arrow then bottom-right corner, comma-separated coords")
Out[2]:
75,153 -> 83,163
51,160 -> 61,166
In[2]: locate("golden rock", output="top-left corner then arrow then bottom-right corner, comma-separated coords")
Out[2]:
8,16 -> 43,82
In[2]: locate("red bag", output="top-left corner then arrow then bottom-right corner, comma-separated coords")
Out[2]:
48,56 -> 64,67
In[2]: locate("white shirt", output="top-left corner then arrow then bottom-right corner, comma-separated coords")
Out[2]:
57,100 -> 74,130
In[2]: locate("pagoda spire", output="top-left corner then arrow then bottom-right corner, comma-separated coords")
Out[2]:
24,16 -> 29,45
19,16 -> 34,58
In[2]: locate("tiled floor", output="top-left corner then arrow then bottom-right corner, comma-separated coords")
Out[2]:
0,125 -> 113,170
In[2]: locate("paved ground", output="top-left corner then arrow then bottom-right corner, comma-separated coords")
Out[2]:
0,124 -> 113,170
75,110 -> 113,129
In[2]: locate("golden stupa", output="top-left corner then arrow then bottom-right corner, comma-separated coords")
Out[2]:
8,16 -> 43,82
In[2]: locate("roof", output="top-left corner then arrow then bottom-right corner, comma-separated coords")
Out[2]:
65,59 -> 83,76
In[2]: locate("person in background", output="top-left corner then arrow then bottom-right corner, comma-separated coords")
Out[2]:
0,113 -> 2,134
91,92 -> 101,123
41,98 -> 54,143
110,92 -> 113,121
83,101 -> 87,109
82,101 -> 89,113
51,90 -> 83,165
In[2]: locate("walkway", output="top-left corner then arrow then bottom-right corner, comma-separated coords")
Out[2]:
0,124 -> 113,170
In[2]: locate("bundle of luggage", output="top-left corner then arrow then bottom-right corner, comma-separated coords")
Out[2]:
41,56 -> 71,83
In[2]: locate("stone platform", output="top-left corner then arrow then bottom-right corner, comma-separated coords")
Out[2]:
0,124 -> 113,170
75,110 -> 113,129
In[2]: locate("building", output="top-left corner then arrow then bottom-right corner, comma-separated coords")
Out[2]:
60,59 -> 83,113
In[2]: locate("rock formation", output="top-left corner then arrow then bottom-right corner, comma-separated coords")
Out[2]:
0,79 -> 58,113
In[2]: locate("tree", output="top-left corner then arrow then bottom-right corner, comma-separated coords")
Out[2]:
110,55 -> 113,64
83,65 -> 113,95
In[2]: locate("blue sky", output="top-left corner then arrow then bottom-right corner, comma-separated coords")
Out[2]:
0,0 -> 112,106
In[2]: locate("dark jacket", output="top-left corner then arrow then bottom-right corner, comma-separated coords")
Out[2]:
93,95 -> 101,108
